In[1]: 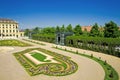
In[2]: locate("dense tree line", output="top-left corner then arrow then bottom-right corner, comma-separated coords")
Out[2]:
24,24 -> 83,36
24,21 -> 120,38
24,21 -> 120,57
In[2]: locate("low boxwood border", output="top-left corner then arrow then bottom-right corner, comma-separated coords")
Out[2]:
13,48 -> 78,76
22,39 -> 46,46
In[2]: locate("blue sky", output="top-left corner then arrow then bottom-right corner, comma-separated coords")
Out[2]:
0,0 -> 120,29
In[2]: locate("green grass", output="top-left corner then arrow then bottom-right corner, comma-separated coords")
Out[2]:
31,52 -> 51,62
0,39 -> 31,47
54,47 -> 119,80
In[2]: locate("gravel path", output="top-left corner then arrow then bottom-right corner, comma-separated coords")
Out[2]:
1,38 -> 119,80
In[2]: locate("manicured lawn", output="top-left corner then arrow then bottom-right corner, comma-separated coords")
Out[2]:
0,39 -> 31,47
31,52 -> 51,62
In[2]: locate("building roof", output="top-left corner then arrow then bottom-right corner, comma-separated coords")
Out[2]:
0,18 -> 18,24
19,29 -> 25,32
82,26 -> 92,32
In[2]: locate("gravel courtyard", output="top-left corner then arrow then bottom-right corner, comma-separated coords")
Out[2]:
0,39 -> 119,80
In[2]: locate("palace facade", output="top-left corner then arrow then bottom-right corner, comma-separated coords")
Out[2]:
0,18 -> 24,39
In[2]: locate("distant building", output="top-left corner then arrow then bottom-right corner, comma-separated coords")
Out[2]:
0,18 -> 24,39
81,26 -> 105,32
81,26 -> 92,32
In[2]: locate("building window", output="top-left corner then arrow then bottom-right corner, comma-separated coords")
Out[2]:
21,34 -> 22,36
3,34 -> 5,36
10,30 -> 11,32
6,30 -> 8,33
3,30 -> 4,32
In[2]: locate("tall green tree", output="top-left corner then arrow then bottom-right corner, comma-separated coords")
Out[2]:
74,24 -> 82,35
66,24 -> 73,32
89,23 -> 100,37
56,26 -> 60,32
24,28 -> 30,36
60,25 -> 65,32
99,26 -> 104,37
104,21 -> 119,38
51,27 -> 55,34
42,27 -> 55,34
33,27 -> 40,34
82,28 -> 89,36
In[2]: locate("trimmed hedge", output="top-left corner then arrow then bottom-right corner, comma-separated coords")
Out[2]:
31,34 -> 120,57
66,36 -> 120,57
32,34 -> 55,43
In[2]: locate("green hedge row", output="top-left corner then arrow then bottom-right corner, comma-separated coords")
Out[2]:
66,36 -> 120,57
31,34 -> 120,57
32,34 -> 55,43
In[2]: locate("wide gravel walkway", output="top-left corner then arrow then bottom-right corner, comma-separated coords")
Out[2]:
0,38 -> 119,80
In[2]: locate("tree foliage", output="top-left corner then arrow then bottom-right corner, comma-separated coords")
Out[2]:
104,21 -> 119,38
41,27 -> 55,34
24,28 -> 31,36
66,24 -> 73,32
60,25 -> 65,32
90,23 -> 100,37
74,24 -> 82,35
56,26 -> 60,32
29,21 -> 120,58
33,27 -> 40,34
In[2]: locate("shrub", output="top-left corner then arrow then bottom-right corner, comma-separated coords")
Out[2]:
32,34 -> 55,43
66,36 -> 120,57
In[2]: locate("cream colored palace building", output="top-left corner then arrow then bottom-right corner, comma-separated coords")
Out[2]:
0,18 -> 24,39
